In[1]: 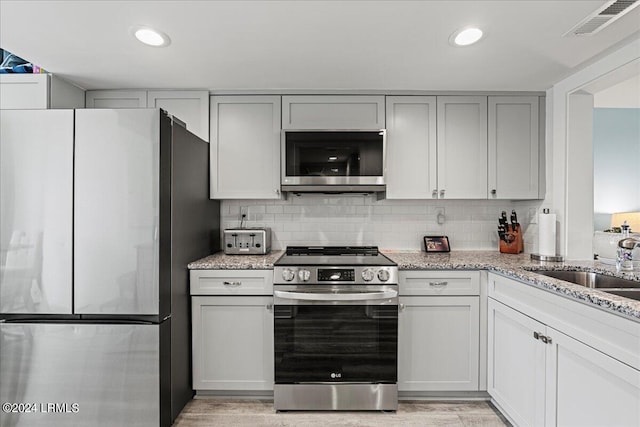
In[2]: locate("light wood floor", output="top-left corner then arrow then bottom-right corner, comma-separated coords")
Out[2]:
173,399 -> 510,427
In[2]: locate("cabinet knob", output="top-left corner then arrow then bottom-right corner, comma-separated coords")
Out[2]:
266,304 -> 273,312
399,303 -> 405,312
275,189 -> 281,195
439,189 -> 445,198
491,189 -> 497,196
432,189 -> 438,198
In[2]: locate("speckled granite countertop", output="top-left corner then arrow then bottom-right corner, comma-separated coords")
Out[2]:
383,250 -> 640,322
188,251 -> 285,270
188,250 -> 640,321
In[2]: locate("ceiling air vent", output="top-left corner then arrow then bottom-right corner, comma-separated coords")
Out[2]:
565,0 -> 640,36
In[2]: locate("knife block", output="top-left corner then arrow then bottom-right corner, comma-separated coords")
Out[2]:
499,226 -> 524,254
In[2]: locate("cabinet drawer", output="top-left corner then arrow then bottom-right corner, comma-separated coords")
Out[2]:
190,270 -> 273,295
400,271 -> 480,296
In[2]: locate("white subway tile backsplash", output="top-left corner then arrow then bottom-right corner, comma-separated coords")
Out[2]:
266,205 -> 284,214
221,197 -> 542,251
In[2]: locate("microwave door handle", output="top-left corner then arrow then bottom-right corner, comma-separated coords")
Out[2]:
273,290 -> 398,301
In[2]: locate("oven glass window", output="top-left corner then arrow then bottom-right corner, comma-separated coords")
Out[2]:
285,131 -> 384,177
274,304 -> 397,383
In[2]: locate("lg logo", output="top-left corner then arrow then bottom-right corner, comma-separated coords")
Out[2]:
330,372 -> 342,379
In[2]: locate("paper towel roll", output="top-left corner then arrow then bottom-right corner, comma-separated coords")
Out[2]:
538,211 -> 556,256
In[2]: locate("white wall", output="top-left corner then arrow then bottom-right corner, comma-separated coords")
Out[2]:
593,108 -> 640,231
594,75 -> 640,108
221,197 -> 542,252
550,36 -> 640,260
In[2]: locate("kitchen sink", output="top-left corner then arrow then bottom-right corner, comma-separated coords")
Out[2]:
602,289 -> 640,302
534,270 -> 640,289
534,270 -> 640,302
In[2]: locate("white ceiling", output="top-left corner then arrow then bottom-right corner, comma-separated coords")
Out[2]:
1,0 -> 639,92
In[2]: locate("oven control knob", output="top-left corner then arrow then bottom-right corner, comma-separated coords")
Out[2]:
282,268 -> 295,282
298,269 -> 311,282
361,269 -> 375,282
377,269 -> 390,282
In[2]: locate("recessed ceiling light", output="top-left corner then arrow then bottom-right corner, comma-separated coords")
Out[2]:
131,26 -> 171,47
450,27 -> 483,47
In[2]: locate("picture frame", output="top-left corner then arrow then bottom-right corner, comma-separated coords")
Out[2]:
423,235 -> 450,253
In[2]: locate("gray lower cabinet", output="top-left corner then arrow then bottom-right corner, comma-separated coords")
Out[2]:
398,271 -> 482,392
190,270 -> 274,392
488,273 -> 640,427
399,296 -> 480,391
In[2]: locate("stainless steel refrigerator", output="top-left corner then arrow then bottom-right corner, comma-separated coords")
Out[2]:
0,108 -> 220,427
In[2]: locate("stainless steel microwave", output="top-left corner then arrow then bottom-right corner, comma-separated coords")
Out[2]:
281,129 -> 386,193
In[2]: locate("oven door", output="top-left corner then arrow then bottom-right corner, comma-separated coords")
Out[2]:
273,286 -> 398,384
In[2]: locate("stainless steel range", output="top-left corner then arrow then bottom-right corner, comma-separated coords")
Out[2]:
273,246 -> 398,411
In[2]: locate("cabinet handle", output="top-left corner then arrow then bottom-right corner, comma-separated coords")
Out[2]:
223,281 -> 241,287
266,304 -> 273,312
439,189 -> 445,198
533,331 -> 552,344
432,189 -> 438,198
429,281 -> 448,287
399,303 -> 405,311
491,189 -> 497,196
275,189 -> 281,195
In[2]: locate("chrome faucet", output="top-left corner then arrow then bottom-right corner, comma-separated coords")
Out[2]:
617,237 -> 640,271
618,237 -> 640,250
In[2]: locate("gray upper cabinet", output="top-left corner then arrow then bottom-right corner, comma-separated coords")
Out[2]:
86,89 -> 210,142
282,95 -> 385,129
385,96 -> 437,199
0,74 -> 50,109
384,95 -> 542,200
210,95 -> 282,199
488,96 -> 540,200
437,96 -> 488,199
147,90 -> 210,142
85,90 -> 148,108
0,74 -> 85,109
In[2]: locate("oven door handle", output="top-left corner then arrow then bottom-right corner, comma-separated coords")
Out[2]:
273,289 -> 398,301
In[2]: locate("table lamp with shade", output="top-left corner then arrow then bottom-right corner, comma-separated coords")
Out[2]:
610,211 -> 640,233
594,211 -> 640,262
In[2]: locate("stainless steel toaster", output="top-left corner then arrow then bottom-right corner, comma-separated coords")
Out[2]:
223,228 -> 271,255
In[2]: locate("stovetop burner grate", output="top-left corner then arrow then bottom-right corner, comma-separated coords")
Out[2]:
285,246 -> 379,256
